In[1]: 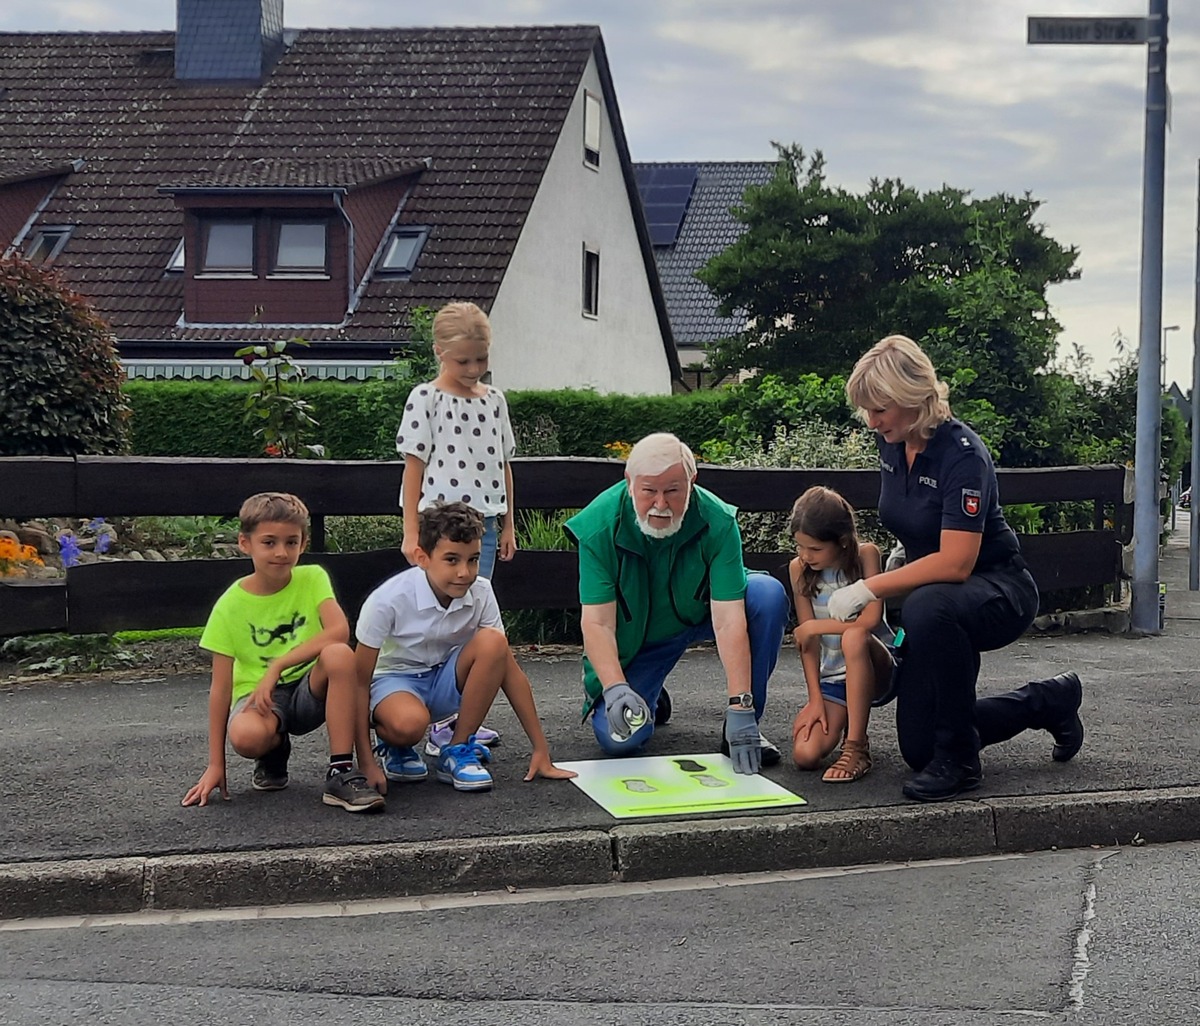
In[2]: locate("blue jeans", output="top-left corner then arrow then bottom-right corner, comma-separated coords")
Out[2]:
478,516 -> 498,579
590,572 -> 789,756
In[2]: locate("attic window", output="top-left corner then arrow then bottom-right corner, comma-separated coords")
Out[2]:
167,239 -> 185,272
583,92 -> 602,169
25,226 -> 73,266
377,226 -> 429,276
201,220 -> 254,273
273,221 -> 328,273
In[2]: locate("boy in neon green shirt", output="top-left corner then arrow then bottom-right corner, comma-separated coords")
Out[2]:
182,492 -> 385,813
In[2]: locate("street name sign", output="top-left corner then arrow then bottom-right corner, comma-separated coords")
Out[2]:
1027,16 -> 1149,44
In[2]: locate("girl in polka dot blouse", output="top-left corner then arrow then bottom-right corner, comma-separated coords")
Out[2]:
397,301 -> 517,579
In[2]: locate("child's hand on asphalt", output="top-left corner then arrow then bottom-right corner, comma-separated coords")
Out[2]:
523,749 -> 577,782
182,766 -> 228,807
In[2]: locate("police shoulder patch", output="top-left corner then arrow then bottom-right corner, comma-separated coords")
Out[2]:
962,488 -> 982,517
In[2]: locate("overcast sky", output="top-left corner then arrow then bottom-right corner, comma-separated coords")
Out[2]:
5,0 -> 1198,386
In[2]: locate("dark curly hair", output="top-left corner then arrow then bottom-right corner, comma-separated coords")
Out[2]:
418,501 -> 485,554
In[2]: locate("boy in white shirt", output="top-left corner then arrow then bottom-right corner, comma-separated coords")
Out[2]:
356,502 -> 575,791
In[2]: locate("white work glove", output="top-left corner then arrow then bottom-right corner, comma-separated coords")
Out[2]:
827,578 -> 877,621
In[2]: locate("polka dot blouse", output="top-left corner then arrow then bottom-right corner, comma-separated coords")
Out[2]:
395,384 -> 517,517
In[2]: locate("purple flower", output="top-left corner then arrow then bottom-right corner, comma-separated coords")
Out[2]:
86,517 -> 106,532
58,532 -> 81,569
95,532 -> 111,555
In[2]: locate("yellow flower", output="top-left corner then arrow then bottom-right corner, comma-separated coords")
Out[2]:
603,440 -> 633,460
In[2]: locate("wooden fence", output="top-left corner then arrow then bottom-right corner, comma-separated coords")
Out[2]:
0,456 -> 1131,637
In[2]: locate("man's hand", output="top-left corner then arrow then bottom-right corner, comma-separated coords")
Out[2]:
724,706 -> 762,775
523,748 -> 578,781
827,579 -> 877,621
601,682 -> 651,741
792,700 -> 829,744
182,765 -> 228,807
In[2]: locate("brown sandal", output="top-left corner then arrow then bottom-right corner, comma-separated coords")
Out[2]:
823,738 -> 872,783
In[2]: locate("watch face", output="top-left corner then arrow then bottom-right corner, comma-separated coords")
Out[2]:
731,693 -> 753,708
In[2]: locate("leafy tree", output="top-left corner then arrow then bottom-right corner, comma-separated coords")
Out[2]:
698,143 -> 1078,382
0,256 -> 128,455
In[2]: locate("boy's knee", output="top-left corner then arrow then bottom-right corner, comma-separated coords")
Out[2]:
317,642 -> 355,673
228,714 -> 276,757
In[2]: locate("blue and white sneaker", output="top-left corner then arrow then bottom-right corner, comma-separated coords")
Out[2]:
435,736 -> 494,792
374,741 -> 428,783
425,716 -> 500,757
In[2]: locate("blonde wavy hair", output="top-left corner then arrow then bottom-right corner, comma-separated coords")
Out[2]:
433,301 -> 492,355
846,334 -> 951,440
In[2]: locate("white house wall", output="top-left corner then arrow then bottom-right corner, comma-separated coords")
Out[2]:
487,54 -> 671,395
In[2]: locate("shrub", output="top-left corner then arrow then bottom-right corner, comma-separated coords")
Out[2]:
0,256 -> 128,455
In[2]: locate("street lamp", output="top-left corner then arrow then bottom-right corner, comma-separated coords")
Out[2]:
1163,324 -> 1180,390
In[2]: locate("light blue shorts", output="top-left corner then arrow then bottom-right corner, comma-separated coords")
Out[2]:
819,677 -> 848,707
369,646 -> 464,724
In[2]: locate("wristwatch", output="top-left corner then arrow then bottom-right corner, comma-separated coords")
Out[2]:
728,692 -> 754,709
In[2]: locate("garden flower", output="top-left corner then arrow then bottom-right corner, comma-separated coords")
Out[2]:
0,537 -> 45,577
58,532 -> 81,569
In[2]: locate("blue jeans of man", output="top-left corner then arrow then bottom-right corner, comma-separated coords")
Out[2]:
590,572 -> 789,756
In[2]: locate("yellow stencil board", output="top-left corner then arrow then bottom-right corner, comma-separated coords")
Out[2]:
557,752 -> 807,819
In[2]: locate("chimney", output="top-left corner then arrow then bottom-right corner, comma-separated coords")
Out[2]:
175,0 -> 284,82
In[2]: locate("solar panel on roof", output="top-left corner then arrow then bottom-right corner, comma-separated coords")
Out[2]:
636,164 -> 698,248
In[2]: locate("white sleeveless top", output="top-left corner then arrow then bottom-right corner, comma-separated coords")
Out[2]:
810,567 -> 895,682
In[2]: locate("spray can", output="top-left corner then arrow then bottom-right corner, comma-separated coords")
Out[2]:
1159,582 -> 1167,631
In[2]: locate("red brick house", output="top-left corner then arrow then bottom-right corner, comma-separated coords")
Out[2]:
0,0 -> 679,393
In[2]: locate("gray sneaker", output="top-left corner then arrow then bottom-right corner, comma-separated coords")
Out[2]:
252,734 -> 291,791
322,770 -> 385,813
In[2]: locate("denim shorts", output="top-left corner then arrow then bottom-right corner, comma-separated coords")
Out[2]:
370,646 -> 464,723
229,673 -> 325,736
819,677 -> 848,708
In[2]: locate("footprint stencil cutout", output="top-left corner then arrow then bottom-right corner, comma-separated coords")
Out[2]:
673,758 -> 730,788
621,778 -> 658,793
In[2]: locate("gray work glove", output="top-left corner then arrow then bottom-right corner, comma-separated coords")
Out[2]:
602,682 -> 651,742
724,706 -> 762,775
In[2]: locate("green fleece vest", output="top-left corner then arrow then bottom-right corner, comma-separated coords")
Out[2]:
564,482 -> 746,719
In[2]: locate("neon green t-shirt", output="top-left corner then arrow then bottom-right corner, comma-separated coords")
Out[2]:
199,564 -> 336,706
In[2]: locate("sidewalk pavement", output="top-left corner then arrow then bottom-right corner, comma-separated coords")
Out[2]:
3,514 -> 1199,923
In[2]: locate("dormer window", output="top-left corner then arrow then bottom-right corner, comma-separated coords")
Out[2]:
273,220 -> 327,273
25,226 -> 73,265
377,226 -> 429,276
201,220 -> 254,273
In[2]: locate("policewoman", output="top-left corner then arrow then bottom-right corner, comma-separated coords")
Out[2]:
826,335 -> 1084,802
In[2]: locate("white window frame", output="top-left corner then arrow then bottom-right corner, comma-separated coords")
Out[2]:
582,244 -> 600,318
376,225 -> 430,276
583,91 -> 602,170
24,226 -> 73,266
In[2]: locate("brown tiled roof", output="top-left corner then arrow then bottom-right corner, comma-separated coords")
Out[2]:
0,158 -> 84,187
0,26 -> 604,343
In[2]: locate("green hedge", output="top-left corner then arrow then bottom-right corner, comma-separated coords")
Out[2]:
123,379 -> 739,458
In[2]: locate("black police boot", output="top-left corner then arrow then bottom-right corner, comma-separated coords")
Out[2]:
1037,671 -> 1084,762
902,752 -> 982,803
655,687 -> 672,726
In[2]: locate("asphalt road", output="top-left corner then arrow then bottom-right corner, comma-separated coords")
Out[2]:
4,839 -> 1200,1024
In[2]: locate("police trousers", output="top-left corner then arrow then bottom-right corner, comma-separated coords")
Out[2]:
893,563 -> 1040,770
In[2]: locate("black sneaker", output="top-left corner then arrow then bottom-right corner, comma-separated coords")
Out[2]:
902,754 -> 982,803
720,729 -> 782,767
252,734 -> 291,791
322,770 -> 385,813
655,687 -> 672,726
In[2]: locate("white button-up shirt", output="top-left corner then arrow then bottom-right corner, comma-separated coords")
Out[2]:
355,567 -> 504,675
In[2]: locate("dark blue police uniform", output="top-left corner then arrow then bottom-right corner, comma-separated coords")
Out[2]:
877,418 -> 1041,769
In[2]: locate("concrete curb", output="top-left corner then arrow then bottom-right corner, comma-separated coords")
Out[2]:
6,787 -> 1200,921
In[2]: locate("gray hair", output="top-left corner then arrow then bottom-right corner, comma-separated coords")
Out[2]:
624,432 -> 697,481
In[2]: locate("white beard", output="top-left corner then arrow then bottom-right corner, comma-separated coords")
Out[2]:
635,491 -> 691,540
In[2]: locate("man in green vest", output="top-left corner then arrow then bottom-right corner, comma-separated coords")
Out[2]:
564,433 -> 789,773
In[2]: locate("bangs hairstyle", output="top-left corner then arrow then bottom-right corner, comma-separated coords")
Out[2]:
433,301 -> 492,354
239,492 -> 309,536
787,486 -> 863,598
846,334 -> 951,440
418,501 -> 485,554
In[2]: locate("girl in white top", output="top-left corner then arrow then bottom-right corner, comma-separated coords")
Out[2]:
397,302 -> 517,577
789,486 -> 894,783
396,302 -> 517,747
